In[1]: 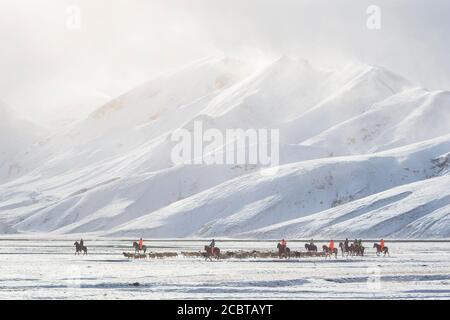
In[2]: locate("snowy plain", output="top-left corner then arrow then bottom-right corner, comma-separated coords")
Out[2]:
0,239 -> 449,300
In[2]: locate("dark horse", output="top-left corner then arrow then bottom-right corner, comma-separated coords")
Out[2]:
322,245 -> 338,259
133,241 -> 147,254
352,243 -> 365,256
339,242 -> 351,257
74,241 -> 87,255
277,243 -> 291,259
305,243 -> 318,252
204,245 -> 220,261
373,243 -> 389,256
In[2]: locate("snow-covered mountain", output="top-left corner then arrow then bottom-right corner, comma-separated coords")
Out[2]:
0,56 -> 449,238
0,101 -> 45,183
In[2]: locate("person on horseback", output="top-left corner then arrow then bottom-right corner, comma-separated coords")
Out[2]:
139,238 -> 144,251
344,238 -> 349,250
80,238 -> 84,248
208,239 -> 217,257
209,239 -> 216,254
380,239 -> 385,251
329,239 -> 335,252
281,239 -> 287,248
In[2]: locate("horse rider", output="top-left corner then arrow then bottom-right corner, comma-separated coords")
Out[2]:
280,239 -> 287,250
309,239 -> 314,247
80,238 -> 84,248
329,239 -> 335,252
139,238 -> 144,251
380,239 -> 385,251
344,238 -> 349,250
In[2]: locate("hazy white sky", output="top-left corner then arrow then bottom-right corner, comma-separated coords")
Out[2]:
1,0 -> 449,125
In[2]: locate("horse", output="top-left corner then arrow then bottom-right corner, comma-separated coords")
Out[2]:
133,241 -> 147,254
304,243 -> 318,252
353,243 -> 365,256
204,245 -> 220,261
322,245 -> 338,259
74,241 -> 88,255
277,243 -> 291,259
373,243 -> 389,256
339,242 -> 351,257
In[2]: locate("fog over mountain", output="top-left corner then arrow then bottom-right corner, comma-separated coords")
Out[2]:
1,0 -> 450,126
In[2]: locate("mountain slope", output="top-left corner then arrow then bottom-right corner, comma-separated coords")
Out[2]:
104,136 -> 450,238
243,174 -> 450,239
0,102 -> 45,182
303,88 -> 450,156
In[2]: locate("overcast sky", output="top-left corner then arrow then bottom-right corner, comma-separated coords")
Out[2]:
1,0 -> 449,125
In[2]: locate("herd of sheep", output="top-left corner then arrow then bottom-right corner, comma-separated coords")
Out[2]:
122,250 -> 325,260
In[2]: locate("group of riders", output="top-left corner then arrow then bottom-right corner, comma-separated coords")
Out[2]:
287,238 -> 385,255
132,238 -> 387,257
279,238 -> 387,257
77,237 -> 388,257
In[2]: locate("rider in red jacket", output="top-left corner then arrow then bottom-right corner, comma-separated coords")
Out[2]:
329,240 -> 335,251
139,238 -> 143,251
380,239 -> 385,251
